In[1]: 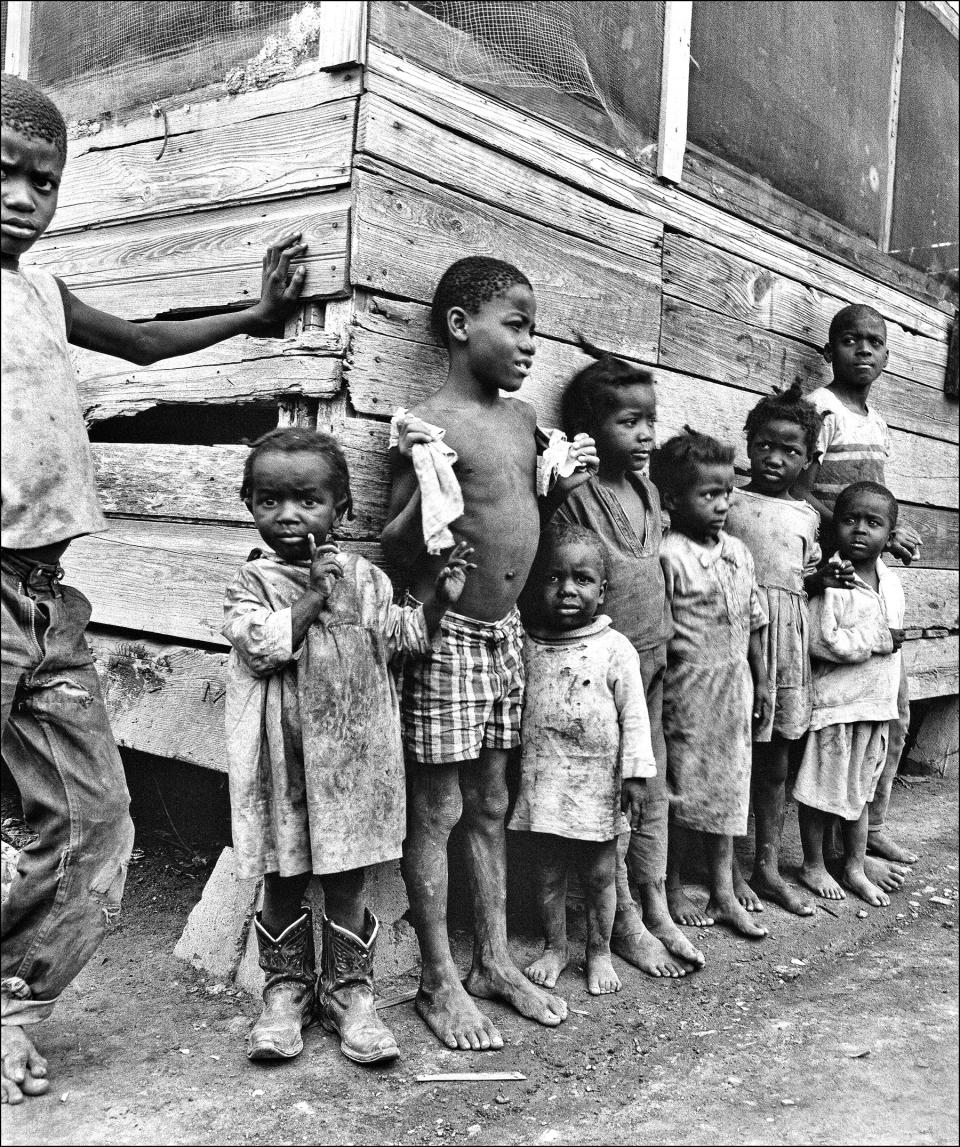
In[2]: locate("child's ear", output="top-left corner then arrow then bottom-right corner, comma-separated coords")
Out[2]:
334,496 -> 350,523
597,579 -> 607,605
447,306 -> 469,345
821,340 -> 834,364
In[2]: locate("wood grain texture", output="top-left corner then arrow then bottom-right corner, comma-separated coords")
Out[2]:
356,93 -> 663,265
662,232 -> 950,393
351,165 -> 661,362
53,99 -> 356,234
29,192 -> 350,319
76,330 -> 343,423
904,636 -> 960,699
365,45 -> 952,339
659,296 -> 959,447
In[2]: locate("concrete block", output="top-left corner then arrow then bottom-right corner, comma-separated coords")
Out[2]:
906,695 -> 959,776
173,846 -> 262,979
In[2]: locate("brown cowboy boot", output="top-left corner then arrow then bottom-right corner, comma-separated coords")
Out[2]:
318,910 -> 399,1064
247,909 -> 316,1060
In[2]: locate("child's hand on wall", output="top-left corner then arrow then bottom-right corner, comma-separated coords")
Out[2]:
435,541 -> 477,605
249,233 -> 309,328
887,525 -> 922,566
621,778 -> 647,830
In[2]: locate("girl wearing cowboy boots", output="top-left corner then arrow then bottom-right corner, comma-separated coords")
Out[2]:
223,428 -> 474,1065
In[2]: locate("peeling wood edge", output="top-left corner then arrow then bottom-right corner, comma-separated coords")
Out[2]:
657,1 -> 692,184
881,2 -> 906,253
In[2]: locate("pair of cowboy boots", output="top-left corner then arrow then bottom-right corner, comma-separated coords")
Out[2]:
246,905 -> 398,1064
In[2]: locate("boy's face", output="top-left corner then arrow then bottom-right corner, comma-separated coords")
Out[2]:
834,491 -> 894,567
747,418 -> 810,496
247,450 -> 346,562
666,462 -> 736,544
824,310 -> 888,389
594,383 -> 657,475
1,126 -> 63,267
537,540 -> 606,631
452,283 -> 537,393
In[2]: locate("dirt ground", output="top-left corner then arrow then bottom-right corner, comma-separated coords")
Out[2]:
2,765 -> 957,1147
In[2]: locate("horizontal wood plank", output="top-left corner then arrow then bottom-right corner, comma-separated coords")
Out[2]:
356,93 -> 663,266
76,330 -> 343,423
659,296 -> 959,447
663,232 -> 950,394
904,636 -> 960,700
366,46 -> 952,339
351,166 -> 661,363
29,192 -> 350,319
53,99 -> 356,234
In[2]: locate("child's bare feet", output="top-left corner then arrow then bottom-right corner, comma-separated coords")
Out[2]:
642,886 -> 706,969
867,831 -> 918,865
863,856 -> 909,891
705,892 -> 768,938
465,960 -> 568,1027
843,865 -> 891,907
666,885 -> 714,927
1,1026 -> 49,1105
524,946 -> 568,989
416,978 -> 504,1052
799,862 -> 846,900
751,867 -> 814,916
611,905 -> 691,977
732,869 -> 764,912
586,953 -> 622,995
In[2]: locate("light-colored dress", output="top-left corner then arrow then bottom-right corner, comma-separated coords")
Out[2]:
508,615 -> 656,842
223,550 -> 434,879
725,488 -> 821,742
660,532 -> 767,836
792,558 -> 904,820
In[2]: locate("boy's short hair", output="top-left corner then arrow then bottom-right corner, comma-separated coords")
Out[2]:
833,480 -> 899,528
561,335 -> 655,438
743,381 -> 823,459
240,427 -> 353,518
827,303 -> 886,345
537,522 -> 607,580
648,426 -> 735,504
1,73 -> 68,164
430,256 -> 531,346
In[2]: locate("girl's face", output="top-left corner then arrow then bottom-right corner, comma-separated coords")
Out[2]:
536,540 -> 606,632
247,450 -> 346,561
834,492 -> 894,568
746,418 -> 810,497
593,383 -> 657,477
667,462 -> 736,544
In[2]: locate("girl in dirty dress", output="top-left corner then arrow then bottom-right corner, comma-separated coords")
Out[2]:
223,428 -> 473,1066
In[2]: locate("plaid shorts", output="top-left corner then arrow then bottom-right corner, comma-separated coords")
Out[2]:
402,605 -> 524,766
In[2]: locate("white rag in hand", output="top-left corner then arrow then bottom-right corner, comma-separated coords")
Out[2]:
536,428 -> 580,497
390,408 -> 464,555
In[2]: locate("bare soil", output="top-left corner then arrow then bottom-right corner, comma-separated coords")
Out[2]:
2,772 -> 957,1146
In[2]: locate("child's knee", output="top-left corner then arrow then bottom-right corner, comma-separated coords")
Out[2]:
462,775 -> 509,826
410,771 -> 463,834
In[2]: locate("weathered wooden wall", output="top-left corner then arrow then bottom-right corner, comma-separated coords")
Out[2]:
32,2 -> 958,773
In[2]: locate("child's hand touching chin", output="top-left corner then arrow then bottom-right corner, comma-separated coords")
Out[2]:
435,541 -> 477,604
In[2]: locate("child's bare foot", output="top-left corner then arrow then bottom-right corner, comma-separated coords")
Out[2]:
416,977 -> 504,1051
863,856 -> 909,891
843,865 -> 891,907
465,960 -> 568,1027
611,905 -> 691,977
751,868 -> 814,916
524,946 -> 568,989
732,870 -> 764,912
586,953 -> 622,995
642,888 -> 706,969
867,831 -> 918,865
799,862 -> 846,901
705,892 -> 769,938
1,1026 -> 49,1105
666,885 -> 714,927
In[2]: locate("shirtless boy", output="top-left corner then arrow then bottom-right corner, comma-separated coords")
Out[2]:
382,257 -> 597,1051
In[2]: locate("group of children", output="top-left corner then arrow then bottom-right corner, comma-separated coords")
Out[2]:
0,73 -> 923,1102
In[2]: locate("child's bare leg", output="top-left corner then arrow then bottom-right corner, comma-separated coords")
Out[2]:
666,821 -> 715,927
460,748 -> 567,1027
575,839 -> 621,995
402,764 -> 503,1051
704,833 -> 768,938
797,804 -> 845,900
731,851 -> 763,912
750,740 -> 813,916
321,867 -> 366,935
866,683 -> 918,866
842,807 -> 891,907
262,871 -> 312,936
524,834 -> 570,988
1,1028 -> 49,1104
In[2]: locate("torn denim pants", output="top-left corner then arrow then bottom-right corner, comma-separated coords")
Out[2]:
1,555 -> 134,1026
